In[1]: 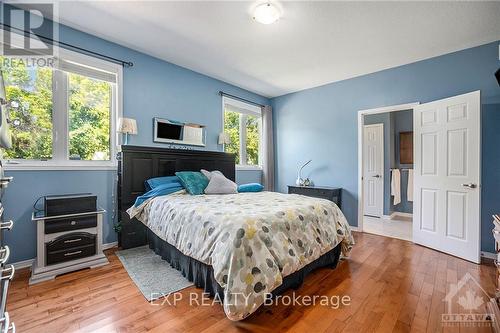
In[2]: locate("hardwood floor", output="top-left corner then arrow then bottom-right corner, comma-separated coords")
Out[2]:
7,232 -> 497,333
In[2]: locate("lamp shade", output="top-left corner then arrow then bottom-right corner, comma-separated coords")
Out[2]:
117,117 -> 137,135
218,132 -> 231,145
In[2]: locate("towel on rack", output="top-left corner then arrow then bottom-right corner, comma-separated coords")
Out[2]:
391,169 -> 401,205
407,169 -> 414,202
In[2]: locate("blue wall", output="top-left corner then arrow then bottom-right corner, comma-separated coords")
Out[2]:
2,14 -> 268,263
481,103 -> 500,253
272,41 -> 500,253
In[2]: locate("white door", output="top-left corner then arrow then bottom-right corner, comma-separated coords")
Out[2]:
413,91 -> 481,263
363,124 -> 384,217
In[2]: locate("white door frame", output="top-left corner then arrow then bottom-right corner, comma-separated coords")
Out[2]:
357,102 -> 420,232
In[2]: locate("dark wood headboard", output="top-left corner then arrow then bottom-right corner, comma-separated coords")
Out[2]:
117,145 -> 235,249
118,145 -> 235,207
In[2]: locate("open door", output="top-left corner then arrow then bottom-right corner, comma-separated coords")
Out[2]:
363,124 -> 384,217
413,91 -> 481,263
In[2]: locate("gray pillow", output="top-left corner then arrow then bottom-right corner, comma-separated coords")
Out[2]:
204,172 -> 238,194
200,169 -> 223,181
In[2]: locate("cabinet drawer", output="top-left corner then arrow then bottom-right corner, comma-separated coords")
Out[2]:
45,214 -> 97,234
46,232 -> 96,252
46,243 -> 96,265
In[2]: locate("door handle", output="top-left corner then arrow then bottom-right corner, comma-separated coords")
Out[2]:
0,246 -> 10,265
461,183 -> 477,189
373,175 -> 381,178
0,265 -> 15,281
0,221 -> 13,231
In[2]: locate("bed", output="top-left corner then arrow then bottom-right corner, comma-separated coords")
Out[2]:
118,146 -> 354,321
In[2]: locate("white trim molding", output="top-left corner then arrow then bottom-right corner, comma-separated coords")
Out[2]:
4,164 -> 118,171
12,258 -> 34,270
357,102 -> 419,232
391,212 -> 413,219
481,251 -> 497,260
103,241 -> 118,250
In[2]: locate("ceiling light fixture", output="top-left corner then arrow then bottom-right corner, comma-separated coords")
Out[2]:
253,3 -> 281,25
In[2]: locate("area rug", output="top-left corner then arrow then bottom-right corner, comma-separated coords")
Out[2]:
116,245 -> 193,301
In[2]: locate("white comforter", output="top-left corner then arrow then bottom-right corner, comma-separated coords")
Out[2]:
128,191 -> 354,320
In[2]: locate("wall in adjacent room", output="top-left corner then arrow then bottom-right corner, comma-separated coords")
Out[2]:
1,10 -> 268,263
481,103 -> 500,253
272,41 -> 500,253
390,110 -> 413,214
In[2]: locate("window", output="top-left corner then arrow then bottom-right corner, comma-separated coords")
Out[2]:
0,36 -> 121,169
1,63 -> 53,160
68,73 -> 111,161
223,97 -> 262,168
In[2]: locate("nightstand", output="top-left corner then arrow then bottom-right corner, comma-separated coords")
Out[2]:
30,209 -> 109,284
288,185 -> 342,210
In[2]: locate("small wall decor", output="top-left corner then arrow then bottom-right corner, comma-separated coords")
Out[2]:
399,131 -> 413,164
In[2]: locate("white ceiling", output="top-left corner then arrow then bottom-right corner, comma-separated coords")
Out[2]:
40,1 -> 500,97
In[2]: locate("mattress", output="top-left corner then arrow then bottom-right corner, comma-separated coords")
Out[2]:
128,191 -> 354,320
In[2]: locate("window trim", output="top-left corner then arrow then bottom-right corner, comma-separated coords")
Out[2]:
222,96 -> 263,169
1,31 -> 123,170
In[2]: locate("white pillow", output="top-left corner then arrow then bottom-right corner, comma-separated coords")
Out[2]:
204,172 -> 238,194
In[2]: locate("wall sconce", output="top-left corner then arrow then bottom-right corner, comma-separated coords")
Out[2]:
218,132 -> 231,145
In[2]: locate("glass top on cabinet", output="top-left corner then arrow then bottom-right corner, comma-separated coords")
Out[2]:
32,208 -> 106,221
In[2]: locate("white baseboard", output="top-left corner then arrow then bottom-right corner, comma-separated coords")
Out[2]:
481,251 -> 497,260
13,258 -> 34,270
350,226 -> 360,232
103,241 -> 118,250
10,241 -> 118,270
391,212 -> 413,219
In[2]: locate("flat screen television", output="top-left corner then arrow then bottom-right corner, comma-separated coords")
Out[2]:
155,119 -> 183,141
153,118 -> 205,146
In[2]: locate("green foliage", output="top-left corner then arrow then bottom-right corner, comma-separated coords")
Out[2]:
223,110 -> 260,166
224,110 -> 240,164
1,58 -> 53,159
68,73 -> 111,160
246,114 -> 260,165
1,59 -> 111,161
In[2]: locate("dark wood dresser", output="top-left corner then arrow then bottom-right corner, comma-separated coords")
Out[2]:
288,185 -> 342,210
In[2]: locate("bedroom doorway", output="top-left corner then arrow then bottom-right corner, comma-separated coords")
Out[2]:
360,105 -> 416,242
358,91 -> 482,263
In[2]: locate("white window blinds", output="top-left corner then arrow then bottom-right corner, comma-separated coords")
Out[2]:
57,59 -> 117,83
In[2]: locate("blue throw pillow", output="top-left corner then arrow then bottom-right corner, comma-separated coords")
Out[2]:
145,176 -> 181,191
134,182 -> 184,207
175,171 -> 209,195
238,183 -> 264,193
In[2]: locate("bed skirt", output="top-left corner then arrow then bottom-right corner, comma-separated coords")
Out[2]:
147,228 -> 342,301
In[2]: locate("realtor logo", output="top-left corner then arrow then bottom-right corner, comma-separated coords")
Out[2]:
442,272 -> 494,327
1,2 -> 54,56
